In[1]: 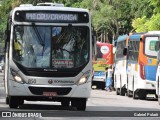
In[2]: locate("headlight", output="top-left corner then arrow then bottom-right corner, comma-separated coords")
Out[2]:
77,70 -> 91,85
11,69 -> 24,84
14,75 -> 22,83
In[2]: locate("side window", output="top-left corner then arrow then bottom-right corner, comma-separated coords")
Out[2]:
116,40 -> 126,60
128,40 -> 140,62
13,27 -> 24,62
145,37 -> 158,57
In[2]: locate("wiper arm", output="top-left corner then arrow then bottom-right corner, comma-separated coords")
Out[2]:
32,24 -> 45,56
32,25 -> 44,46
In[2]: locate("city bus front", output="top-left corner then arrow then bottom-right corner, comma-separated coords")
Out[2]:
5,5 -> 92,110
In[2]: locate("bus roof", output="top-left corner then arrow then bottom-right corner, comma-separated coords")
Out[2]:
117,34 -> 128,42
147,31 -> 160,34
129,33 -> 144,40
13,4 -> 89,13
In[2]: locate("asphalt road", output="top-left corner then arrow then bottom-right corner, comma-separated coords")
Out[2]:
0,72 -> 160,120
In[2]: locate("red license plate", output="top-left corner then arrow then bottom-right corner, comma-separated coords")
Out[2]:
43,92 -> 57,96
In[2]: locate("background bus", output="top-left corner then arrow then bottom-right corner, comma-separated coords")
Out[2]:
4,3 -> 94,111
92,42 -> 113,89
156,43 -> 160,105
114,35 -> 128,96
154,31 -> 160,105
124,32 -> 158,99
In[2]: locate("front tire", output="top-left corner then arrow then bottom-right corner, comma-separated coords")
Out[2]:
9,96 -> 19,108
139,92 -> 146,100
116,88 -> 120,95
6,97 -> 9,104
127,90 -> 133,97
158,96 -> 160,105
133,92 -> 138,99
71,98 -> 86,111
120,88 -> 126,96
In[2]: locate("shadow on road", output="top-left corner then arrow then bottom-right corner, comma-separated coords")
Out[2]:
19,103 -> 77,111
15,103 -> 160,111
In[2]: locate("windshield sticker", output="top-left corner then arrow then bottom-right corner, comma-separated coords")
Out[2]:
145,37 -> 158,57
149,41 -> 157,51
52,59 -> 73,68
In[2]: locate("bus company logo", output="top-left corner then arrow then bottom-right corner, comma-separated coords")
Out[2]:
100,46 -> 109,54
2,112 -> 11,117
48,79 -> 53,84
54,80 -> 74,84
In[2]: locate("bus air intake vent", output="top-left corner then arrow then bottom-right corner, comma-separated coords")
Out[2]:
28,87 -> 72,95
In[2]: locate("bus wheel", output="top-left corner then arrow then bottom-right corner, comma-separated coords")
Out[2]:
158,96 -> 160,105
9,96 -> 19,108
116,88 -> 120,95
61,100 -> 70,107
155,94 -> 158,99
127,90 -> 132,97
133,92 -> 138,99
120,88 -> 126,96
139,93 -> 146,100
71,98 -> 86,111
6,97 -> 9,104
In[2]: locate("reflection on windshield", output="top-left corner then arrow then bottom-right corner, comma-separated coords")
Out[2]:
13,26 -> 89,69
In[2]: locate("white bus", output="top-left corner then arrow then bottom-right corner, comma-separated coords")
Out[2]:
114,35 -> 128,96
4,3 -> 94,110
156,44 -> 160,105
124,32 -> 158,99
155,31 -> 160,104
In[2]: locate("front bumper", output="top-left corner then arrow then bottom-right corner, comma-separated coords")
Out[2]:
8,80 -> 91,98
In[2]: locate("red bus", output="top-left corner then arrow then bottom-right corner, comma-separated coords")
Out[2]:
92,42 -> 113,89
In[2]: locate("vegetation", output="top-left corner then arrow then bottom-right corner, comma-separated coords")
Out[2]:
0,0 -> 159,45
132,0 -> 160,32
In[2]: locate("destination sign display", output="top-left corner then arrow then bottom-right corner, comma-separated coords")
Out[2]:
26,13 -> 78,22
14,11 -> 89,23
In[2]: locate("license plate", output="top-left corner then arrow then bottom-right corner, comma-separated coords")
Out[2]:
43,92 -> 57,96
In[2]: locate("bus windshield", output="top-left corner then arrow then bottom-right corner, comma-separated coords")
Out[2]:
145,36 -> 158,57
13,26 -> 89,69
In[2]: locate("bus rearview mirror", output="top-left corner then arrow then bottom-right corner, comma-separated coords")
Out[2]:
123,47 -> 127,56
155,41 -> 160,51
157,51 -> 160,61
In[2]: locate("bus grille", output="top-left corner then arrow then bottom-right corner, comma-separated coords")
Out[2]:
28,87 -> 72,95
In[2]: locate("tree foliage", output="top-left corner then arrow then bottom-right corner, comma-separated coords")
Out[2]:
132,16 -> 148,32
0,0 -> 160,43
131,0 -> 160,32
79,0 -> 133,42
145,13 -> 160,30
150,0 -> 160,13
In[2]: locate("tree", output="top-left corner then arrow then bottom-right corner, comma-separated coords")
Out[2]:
130,0 -> 154,18
131,0 -> 160,32
1,0 -> 156,43
132,16 -> 148,32
0,0 -> 14,41
145,13 -> 160,30
82,0 -> 132,43
150,0 -> 160,13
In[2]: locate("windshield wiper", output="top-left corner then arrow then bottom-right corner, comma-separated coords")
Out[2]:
32,24 -> 45,56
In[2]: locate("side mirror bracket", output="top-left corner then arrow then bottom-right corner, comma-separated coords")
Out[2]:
123,47 -> 128,56
155,41 -> 160,51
